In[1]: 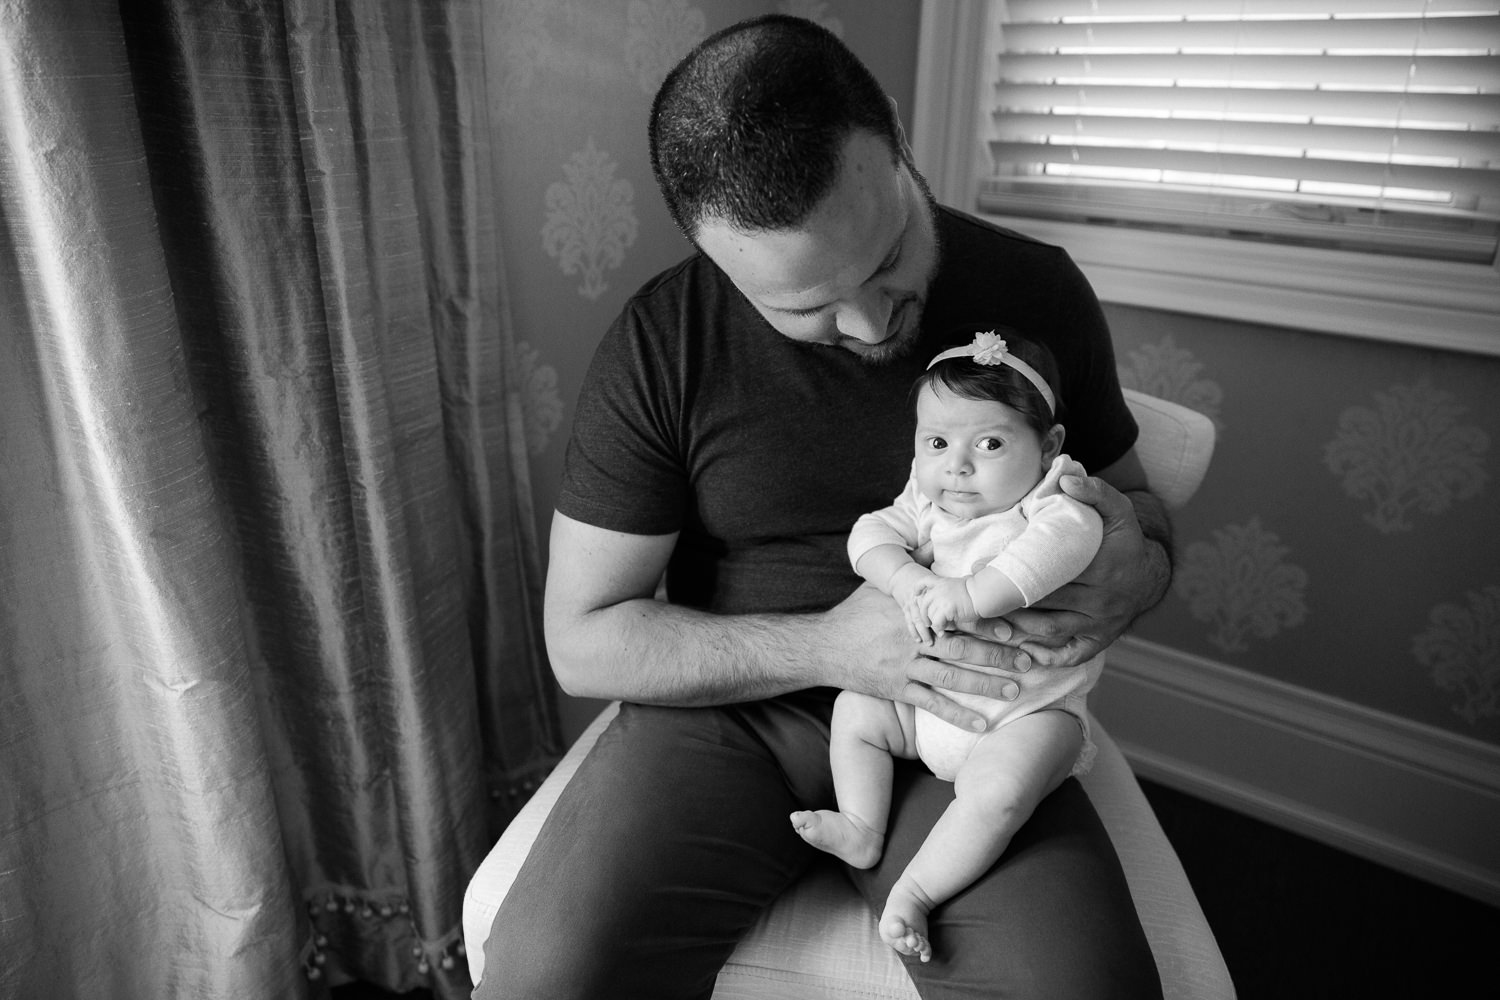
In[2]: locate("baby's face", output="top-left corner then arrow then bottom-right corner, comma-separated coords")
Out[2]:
913,384 -> 1059,518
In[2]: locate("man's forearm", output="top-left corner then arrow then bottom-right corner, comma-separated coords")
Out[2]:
548,597 -> 841,706
1124,488 -> 1173,613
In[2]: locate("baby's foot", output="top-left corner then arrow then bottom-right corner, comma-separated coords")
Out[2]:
789,810 -> 883,869
880,884 -> 934,963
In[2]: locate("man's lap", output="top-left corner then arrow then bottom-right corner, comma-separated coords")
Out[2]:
476,697 -> 1159,1000
856,758 -> 1161,996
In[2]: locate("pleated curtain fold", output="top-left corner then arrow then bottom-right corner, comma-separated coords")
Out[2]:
0,1 -> 561,996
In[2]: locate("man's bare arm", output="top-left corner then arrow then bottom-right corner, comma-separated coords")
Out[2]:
544,511 -> 1026,730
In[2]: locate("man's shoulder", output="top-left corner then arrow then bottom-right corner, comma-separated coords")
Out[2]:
626,251 -> 728,310
935,204 -> 1068,260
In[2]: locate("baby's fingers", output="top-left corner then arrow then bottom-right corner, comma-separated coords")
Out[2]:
904,605 -> 935,645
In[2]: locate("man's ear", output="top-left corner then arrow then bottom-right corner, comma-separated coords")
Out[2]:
1042,423 -> 1066,464
888,95 -> 913,159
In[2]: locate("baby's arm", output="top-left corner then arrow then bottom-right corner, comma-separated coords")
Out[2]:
919,457 -> 1105,635
849,472 -> 942,641
853,545 -> 939,642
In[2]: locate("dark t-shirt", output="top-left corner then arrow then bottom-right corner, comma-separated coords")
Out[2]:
557,206 -> 1136,616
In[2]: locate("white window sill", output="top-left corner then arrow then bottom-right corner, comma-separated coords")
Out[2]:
981,215 -> 1500,357
912,0 -> 1500,358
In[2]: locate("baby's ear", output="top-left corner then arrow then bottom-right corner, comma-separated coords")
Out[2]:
1041,423 -> 1066,463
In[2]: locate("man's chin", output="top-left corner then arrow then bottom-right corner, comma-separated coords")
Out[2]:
846,311 -> 924,365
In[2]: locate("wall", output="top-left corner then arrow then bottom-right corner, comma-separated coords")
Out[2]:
1109,307 -> 1498,745
481,0 -> 921,737
1098,304 -> 1500,905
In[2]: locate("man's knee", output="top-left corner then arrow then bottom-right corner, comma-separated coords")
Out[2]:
473,899 -> 624,1000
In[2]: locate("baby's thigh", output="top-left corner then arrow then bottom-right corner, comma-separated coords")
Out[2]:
954,709 -> 1085,818
832,689 -> 919,759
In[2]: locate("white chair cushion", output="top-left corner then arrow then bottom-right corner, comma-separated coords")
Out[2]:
463,703 -> 1236,1000
1122,388 -> 1215,513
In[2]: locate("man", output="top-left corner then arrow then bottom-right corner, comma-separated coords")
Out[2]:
478,15 -> 1168,999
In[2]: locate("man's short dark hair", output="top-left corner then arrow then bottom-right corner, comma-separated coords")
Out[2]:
648,15 -> 904,240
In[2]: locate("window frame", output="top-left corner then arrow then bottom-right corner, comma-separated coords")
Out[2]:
911,0 -> 1500,357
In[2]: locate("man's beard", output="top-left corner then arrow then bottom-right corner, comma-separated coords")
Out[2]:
847,186 -> 944,366
841,297 -> 924,364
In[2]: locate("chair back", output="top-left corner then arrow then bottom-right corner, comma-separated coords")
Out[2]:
1122,388 -> 1216,512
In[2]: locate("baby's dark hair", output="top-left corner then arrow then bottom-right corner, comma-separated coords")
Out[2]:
913,330 -> 1065,437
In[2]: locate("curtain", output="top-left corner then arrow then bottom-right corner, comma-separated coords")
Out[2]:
0,1 -> 562,997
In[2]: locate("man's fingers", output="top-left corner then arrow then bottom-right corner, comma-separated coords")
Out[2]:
1060,474 -> 1133,522
909,654 -> 1021,700
995,606 -> 1081,646
927,631 -> 1032,673
901,682 -> 990,732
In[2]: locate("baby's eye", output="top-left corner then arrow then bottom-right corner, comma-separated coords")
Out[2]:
925,436 -> 947,450
976,437 -> 1003,452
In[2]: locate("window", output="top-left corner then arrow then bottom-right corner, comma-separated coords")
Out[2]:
911,0 -> 1500,354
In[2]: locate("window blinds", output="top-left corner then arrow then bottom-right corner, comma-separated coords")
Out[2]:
980,0 -> 1500,262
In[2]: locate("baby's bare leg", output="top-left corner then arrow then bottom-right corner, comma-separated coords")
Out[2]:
791,691 -> 918,869
882,710 -> 1083,963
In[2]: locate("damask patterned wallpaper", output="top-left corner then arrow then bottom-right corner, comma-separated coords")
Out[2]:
1109,307 -> 1499,745
482,0 -> 1498,749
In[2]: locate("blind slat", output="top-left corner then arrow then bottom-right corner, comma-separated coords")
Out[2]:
1007,0 -> 1498,18
988,140 -> 1500,199
993,84 -> 1500,127
1004,16 -> 1500,52
977,181 -> 1498,261
995,52 -> 1500,89
993,113 -> 1499,161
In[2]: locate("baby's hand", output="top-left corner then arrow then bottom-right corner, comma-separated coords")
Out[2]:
887,563 -> 939,612
916,578 -> 977,636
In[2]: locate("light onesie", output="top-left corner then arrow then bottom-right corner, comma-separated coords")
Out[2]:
848,453 -> 1104,781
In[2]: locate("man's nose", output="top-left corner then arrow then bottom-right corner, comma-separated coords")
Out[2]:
834,289 -> 893,344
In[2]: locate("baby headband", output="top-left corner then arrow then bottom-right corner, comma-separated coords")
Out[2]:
926,330 -> 1056,416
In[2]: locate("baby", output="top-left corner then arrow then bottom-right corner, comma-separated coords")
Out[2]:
791,329 -> 1106,963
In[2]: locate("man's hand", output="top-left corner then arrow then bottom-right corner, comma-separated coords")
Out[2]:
822,584 -> 1028,733
990,475 -> 1170,669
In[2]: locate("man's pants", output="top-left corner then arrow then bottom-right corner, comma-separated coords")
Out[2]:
476,696 -> 1162,1000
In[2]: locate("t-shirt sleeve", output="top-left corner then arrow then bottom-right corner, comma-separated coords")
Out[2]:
1047,249 -> 1138,473
555,300 -> 685,536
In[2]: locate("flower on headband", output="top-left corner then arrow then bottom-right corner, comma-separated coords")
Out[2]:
970,330 -> 1009,366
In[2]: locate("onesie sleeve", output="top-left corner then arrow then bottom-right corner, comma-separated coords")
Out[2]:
847,467 -> 928,575
989,456 -> 1103,605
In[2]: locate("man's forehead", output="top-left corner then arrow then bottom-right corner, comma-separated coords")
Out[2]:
697,162 -> 913,305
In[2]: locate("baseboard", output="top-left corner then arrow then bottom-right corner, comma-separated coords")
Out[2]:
1094,637 -> 1500,909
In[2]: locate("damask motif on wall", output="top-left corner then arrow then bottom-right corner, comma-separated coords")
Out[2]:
1324,378 -> 1489,534
1116,334 -> 1223,428
542,138 -> 639,300
1414,585 -> 1500,727
488,0 -> 551,116
517,341 -> 562,455
1173,517 -> 1309,654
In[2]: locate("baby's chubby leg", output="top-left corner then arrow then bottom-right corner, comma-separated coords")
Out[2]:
882,709 -> 1083,963
791,691 -> 918,870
